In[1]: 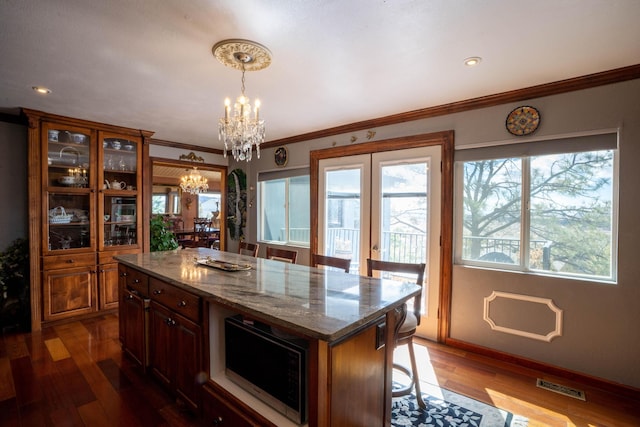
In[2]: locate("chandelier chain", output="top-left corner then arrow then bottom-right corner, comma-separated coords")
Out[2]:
241,63 -> 246,96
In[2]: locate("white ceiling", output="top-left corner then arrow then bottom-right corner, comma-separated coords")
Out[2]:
1,0 -> 639,149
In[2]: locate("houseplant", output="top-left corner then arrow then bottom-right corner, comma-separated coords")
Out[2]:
150,216 -> 179,252
0,238 -> 30,332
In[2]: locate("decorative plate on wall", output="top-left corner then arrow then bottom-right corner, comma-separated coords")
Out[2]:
274,146 -> 288,167
505,106 -> 541,136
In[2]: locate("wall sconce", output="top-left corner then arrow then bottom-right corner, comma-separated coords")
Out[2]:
185,197 -> 193,210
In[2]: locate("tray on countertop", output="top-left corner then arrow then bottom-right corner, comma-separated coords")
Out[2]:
196,258 -> 252,271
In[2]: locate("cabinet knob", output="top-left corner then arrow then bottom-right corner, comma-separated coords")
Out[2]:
67,259 -> 75,263
133,278 -> 140,284
212,416 -> 223,425
152,289 -> 162,295
126,294 -> 134,300
177,300 -> 187,308
120,272 -> 128,277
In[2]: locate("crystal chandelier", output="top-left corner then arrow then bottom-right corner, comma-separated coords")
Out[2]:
213,40 -> 272,162
179,152 -> 209,195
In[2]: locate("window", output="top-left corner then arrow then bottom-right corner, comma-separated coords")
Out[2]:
151,186 -> 180,215
198,193 -> 221,219
455,133 -> 617,282
259,169 -> 310,246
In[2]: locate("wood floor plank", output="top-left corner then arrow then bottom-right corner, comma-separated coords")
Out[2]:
0,397 -> 20,427
87,375 -> 144,426
44,337 -> 71,361
48,405 -> 86,427
77,399 -> 112,427
0,356 -> 16,401
97,358 -> 132,391
2,333 -> 29,359
53,357 -> 97,407
10,355 -> 42,408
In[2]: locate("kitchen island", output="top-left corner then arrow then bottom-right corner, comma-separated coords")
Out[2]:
116,248 -> 421,427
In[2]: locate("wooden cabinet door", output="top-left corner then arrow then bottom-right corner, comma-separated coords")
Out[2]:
99,262 -> 119,310
174,312 -> 202,410
148,301 -> 174,389
43,266 -> 96,321
121,288 -> 147,368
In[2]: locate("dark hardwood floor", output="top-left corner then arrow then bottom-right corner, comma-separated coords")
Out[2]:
0,313 -> 638,426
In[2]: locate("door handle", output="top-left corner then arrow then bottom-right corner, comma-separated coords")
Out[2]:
372,244 -> 379,251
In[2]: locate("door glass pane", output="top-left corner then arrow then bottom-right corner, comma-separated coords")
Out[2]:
104,196 -> 137,247
324,169 -> 361,273
48,192 -> 91,250
47,129 -> 90,188
379,163 -> 428,264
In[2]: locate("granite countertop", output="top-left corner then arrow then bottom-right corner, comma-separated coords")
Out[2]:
116,248 -> 421,342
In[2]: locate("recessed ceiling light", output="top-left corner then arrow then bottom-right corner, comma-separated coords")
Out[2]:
464,57 -> 482,67
32,86 -> 51,94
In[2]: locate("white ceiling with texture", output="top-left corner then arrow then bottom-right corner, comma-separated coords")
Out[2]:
1,0 -> 639,149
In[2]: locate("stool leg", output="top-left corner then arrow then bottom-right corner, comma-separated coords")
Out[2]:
408,339 -> 426,409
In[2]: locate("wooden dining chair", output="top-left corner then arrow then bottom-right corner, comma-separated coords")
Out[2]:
366,258 -> 427,409
182,218 -> 213,248
238,241 -> 259,257
266,247 -> 298,264
311,254 -> 351,273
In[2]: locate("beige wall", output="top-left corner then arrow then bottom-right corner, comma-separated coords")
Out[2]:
231,78 -> 640,388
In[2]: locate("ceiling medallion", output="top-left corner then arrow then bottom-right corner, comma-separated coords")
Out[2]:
213,39 -> 272,162
506,106 -> 541,136
212,39 -> 272,72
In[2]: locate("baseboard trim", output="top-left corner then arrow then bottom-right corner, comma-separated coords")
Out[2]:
444,337 -> 640,401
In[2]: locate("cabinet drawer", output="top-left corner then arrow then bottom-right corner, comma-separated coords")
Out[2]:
202,384 -> 256,427
149,278 -> 200,322
43,253 -> 96,270
122,267 -> 149,296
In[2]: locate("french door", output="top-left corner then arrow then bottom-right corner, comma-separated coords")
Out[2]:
317,146 -> 441,339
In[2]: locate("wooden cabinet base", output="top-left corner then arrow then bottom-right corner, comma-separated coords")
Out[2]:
42,266 -> 97,321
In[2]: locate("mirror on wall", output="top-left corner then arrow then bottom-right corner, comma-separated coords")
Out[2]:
151,159 -> 226,250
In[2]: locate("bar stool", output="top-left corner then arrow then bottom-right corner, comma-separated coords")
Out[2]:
311,253 -> 351,273
266,247 -> 298,264
238,241 -> 259,257
367,258 -> 427,409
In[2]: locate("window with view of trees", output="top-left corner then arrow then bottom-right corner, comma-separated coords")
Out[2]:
456,135 -> 617,282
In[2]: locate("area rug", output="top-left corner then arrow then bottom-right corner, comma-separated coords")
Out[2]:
391,382 -> 528,427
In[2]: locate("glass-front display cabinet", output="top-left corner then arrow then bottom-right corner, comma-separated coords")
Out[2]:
43,124 -> 95,253
25,108 -> 152,329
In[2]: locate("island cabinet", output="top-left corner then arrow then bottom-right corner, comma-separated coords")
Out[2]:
116,249 -> 421,427
25,108 -> 153,331
118,264 -> 149,368
147,277 -> 203,411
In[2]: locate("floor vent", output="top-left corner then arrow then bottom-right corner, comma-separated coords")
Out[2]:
536,378 -> 586,401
